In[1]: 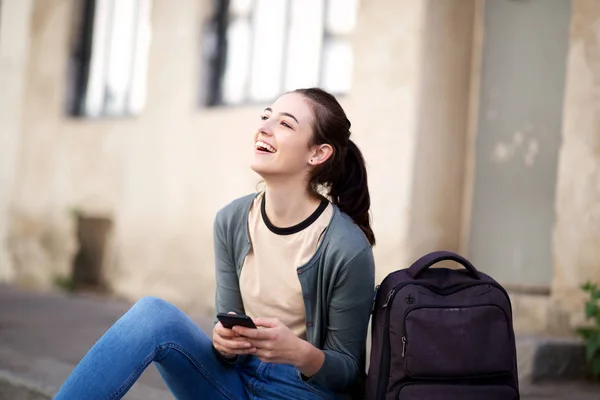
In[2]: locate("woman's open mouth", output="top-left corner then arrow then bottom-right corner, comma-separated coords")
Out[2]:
255,140 -> 277,154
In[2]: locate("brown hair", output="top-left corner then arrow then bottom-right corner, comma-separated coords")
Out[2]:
294,88 -> 375,246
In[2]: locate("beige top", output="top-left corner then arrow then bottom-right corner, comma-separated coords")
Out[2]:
239,192 -> 333,338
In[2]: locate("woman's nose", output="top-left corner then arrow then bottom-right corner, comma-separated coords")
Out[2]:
258,121 -> 274,136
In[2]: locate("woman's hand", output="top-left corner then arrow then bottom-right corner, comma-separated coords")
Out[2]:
212,317 -> 256,358
233,318 -> 325,377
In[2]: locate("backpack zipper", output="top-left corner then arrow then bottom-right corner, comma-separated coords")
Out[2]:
382,288 -> 396,308
371,285 -> 380,314
375,282 -> 409,400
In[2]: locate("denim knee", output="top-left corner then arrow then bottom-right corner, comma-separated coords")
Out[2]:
126,296 -> 180,332
132,296 -> 172,312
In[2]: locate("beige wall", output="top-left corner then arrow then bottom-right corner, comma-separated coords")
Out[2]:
347,0 -> 426,282
7,0 -> 235,309
406,0 -> 475,262
349,0 -> 477,280
10,0 -> 258,313
10,0 -> 477,313
13,0 -> 597,337
549,0 -> 600,334
0,0 -> 34,282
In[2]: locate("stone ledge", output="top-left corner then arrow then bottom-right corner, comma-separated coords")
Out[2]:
0,370 -> 52,400
0,366 -> 170,400
517,335 -> 589,383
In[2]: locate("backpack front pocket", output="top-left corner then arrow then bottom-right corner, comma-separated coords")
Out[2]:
403,305 -> 513,378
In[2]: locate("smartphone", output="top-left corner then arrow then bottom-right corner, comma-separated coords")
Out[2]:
217,313 -> 257,329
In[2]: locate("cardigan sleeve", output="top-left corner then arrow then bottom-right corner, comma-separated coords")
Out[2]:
213,209 -> 246,320
212,209 -> 249,365
305,245 -> 375,391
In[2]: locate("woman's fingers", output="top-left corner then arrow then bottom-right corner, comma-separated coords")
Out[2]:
219,336 -> 251,349
213,334 -> 256,355
214,324 -> 238,339
214,321 -> 238,337
212,320 -> 256,356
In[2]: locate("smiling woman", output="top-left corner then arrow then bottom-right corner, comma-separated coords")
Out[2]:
54,88 -> 376,400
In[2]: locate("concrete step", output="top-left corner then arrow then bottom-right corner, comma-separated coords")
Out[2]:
0,345 -> 170,400
517,335 -> 590,384
0,370 -> 51,400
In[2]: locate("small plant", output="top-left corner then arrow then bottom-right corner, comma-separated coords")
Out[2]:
53,275 -> 76,293
575,281 -> 600,380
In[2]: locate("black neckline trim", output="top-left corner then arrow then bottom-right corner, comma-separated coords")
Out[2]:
261,195 -> 329,235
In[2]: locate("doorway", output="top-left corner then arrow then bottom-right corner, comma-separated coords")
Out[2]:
467,0 -> 571,288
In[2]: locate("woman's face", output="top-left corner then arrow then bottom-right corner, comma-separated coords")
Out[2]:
250,92 -> 318,180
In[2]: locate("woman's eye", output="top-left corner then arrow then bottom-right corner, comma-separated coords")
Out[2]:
281,121 -> 292,129
260,115 -> 268,120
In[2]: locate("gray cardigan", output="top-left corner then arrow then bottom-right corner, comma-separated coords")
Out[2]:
213,193 -> 375,396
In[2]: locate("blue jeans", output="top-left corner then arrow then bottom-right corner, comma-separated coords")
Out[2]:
54,296 -> 335,400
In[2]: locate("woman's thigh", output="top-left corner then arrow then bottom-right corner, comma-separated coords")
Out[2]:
55,296 -> 248,400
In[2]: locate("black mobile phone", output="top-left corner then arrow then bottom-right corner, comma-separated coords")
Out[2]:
216,313 -> 257,329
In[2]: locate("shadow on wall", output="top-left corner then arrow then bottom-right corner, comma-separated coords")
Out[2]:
55,212 -> 113,294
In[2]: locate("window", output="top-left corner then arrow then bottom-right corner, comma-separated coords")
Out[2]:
204,0 -> 358,106
67,0 -> 152,118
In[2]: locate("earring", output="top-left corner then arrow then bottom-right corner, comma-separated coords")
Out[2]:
310,159 -> 314,164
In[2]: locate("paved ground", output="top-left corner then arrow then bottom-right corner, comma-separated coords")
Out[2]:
0,283 -> 599,399
0,284 -> 209,399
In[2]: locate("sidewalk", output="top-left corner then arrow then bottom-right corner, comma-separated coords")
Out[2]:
1,283 -> 599,399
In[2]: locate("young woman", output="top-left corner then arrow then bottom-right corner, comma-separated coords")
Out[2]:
54,88 -> 376,400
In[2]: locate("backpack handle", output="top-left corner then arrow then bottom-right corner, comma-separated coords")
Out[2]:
408,251 -> 480,279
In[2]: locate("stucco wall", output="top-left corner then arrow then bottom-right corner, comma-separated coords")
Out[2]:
9,0 -> 459,313
349,0 -> 477,279
346,0 -> 426,282
9,0 -> 258,313
8,0 -> 226,309
0,0 -> 34,283
550,0 -> 600,334
406,0 -> 475,262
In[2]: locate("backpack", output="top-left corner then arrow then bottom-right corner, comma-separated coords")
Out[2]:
365,251 -> 519,400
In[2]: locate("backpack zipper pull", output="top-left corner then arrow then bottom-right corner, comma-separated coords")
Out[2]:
382,288 -> 396,308
402,336 -> 407,357
371,285 -> 380,314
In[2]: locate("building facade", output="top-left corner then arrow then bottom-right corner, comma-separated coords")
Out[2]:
0,0 -> 598,337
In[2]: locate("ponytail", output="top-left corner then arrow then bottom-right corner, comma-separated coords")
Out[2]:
293,88 -> 375,246
329,140 -> 375,246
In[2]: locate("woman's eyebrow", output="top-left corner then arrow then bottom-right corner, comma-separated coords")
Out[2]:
264,107 -> 299,124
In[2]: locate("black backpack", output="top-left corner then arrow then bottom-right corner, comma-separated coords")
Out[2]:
365,251 -> 519,400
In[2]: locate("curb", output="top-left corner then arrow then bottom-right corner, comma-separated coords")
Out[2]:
517,335 -> 589,383
0,370 -> 53,400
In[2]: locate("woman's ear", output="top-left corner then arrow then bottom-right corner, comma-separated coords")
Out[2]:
308,144 -> 334,166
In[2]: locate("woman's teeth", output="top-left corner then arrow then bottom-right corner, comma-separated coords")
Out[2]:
256,141 -> 276,153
